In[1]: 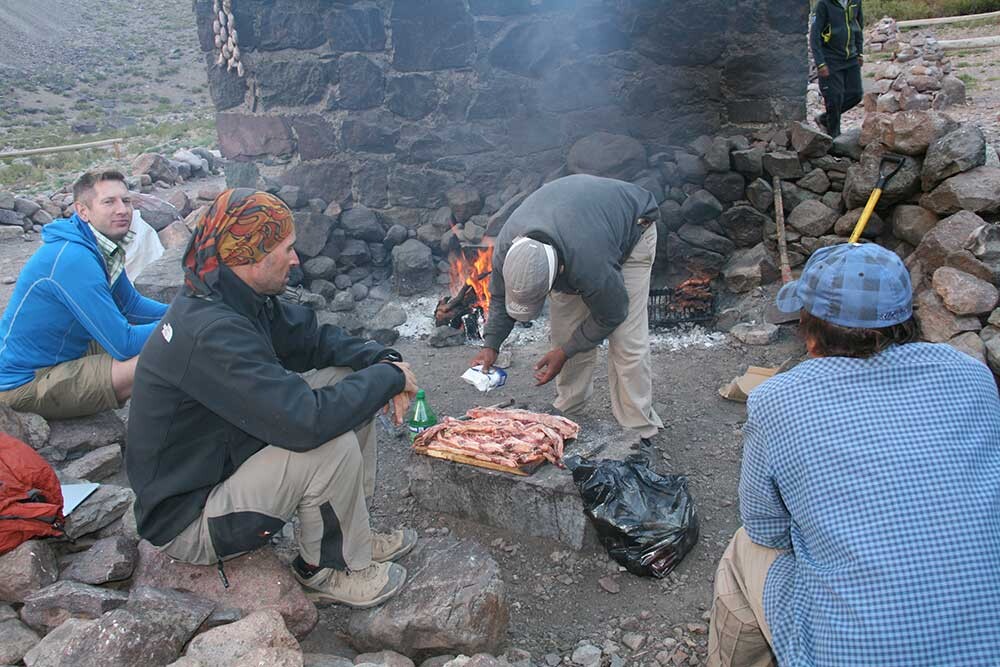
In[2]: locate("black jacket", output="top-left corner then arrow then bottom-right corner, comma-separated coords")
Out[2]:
126,266 -> 404,546
810,0 -> 864,70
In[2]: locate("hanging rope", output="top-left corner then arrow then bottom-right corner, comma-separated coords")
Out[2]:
212,0 -> 245,78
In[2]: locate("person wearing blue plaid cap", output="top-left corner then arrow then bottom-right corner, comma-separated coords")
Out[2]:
708,243 -> 1000,667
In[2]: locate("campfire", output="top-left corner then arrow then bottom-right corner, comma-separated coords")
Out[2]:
434,243 -> 493,340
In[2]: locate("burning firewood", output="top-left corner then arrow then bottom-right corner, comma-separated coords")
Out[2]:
433,244 -> 494,339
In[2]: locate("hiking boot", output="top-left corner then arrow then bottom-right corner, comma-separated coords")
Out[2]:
371,528 -> 418,563
295,561 -> 406,609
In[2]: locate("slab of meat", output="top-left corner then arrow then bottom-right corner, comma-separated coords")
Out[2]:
413,409 -> 580,471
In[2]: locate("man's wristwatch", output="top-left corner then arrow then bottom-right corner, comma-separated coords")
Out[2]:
377,350 -> 403,364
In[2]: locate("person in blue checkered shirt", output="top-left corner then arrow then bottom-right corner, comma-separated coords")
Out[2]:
708,243 -> 1000,667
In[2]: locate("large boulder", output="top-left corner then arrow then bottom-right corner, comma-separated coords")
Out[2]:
833,208 -> 884,239
907,210 -> 987,283
39,411 -> 125,464
914,289 -> 981,343
881,110 -> 958,156
676,224 -> 735,256
62,535 -> 137,585
703,171 -> 746,203
718,205 -> 769,248
63,484 -> 134,540
132,541 -> 317,638
341,206 -> 385,242
20,580 -> 128,634
58,444 -> 122,482
183,609 -> 299,665
132,153 -> 179,185
134,247 -> 186,303
842,144 -> 922,209
0,540 -> 58,603
788,121 -> 832,158
293,212 -> 336,258
392,239 -> 435,296
680,190 -> 723,224
722,244 -> 780,293
920,167 -> 1000,216
921,124 -> 987,191
346,537 -> 507,661
761,151 -> 803,179
932,267 -> 999,316
446,186 -> 483,225
132,193 -> 183,232
0,604 -> 40,665
787,200 -> 838,237
891,205 -> 938,246
567,133 -> 647,181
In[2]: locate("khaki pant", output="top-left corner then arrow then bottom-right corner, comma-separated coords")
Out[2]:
707,528 -> 781,667
549,224 -> 663,438
0,341 -> 119,419
162,367 -> 376,571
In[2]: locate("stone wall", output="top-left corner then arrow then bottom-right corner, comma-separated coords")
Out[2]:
194,0 -> 808,224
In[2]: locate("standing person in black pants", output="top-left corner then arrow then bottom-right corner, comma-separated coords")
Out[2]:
810,0 -> 864,138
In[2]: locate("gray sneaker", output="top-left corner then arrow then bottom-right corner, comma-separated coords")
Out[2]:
295,561 -> 406,609
372,528 -> 418,563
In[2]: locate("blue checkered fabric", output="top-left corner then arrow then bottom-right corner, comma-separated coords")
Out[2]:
740,342 -> 1000,666
776,243 -> 912,328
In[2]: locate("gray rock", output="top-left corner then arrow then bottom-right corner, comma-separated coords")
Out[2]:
567,133 -> 646,181
703,136 -> 732,172
921,124 -> 987,191
762,151 -> 803,179
632,171 -> 665,204
843,145 -> 922,209
797,168 -> 830,194
892,206 -> 938,246
571,643 -> 601,667
392,0 -> 474,71
833,208 -> 884,238
745,178 -> 774,212
703,172 -> 745,203
371,303 -> 407,331
384,224 -> 408,247
16,411 -> 49,450
347,537 -> 507,661
676,224 -> 735,256
787,200 -> 838,237
779,181 -> 821,214
789,121 -> 832,158
392,240 -> 435,296
63,484 -> 134,540
330,291 -> 357,312
134,246 -> 185,303
0,540 -> 58,603
981,326 -> 1000,374
658,200 -> 684,232
0,605 -> 40,665
944,249 -> 994,284
58,444 -> 121,482
337,54 -> 386,110
340,239 -> 373,268
0,191 -> 15,209
300,291 -> 328,311
311,279 -> 338,299
932,267 -> 999,316
20,580 -> 129,633
914,289 -> 981,343
184,609 -> 300,665
675,153 -> 708,184
885,110 -> 959,157
22,616 -> 95,666
446,186 -> 483,225
304,257 -> 338,281
355,650 -> 415,667
342,206 -> 385,243
0,208 -> 28,228
132,153 -> 179,185
0,403 -> 29,443
920,167 -> 1000,216
722,244 -> 780,293
429,326 -> 466,348
306,655 -> 356,667
351,283 -> 369,301
719,206 -> 770,248
680,190 -> 723,224
730,322 -> 780,345
731,147 -> 764,178
32,208 -> 54,225
278,186 -> 309,210
948,331 -> 987,366
335,274 -> 354,290
294,212 -> 336,258
41,411 -> 125,464
62,535 -> 137,585
908,211 -> 988,282
132,541 -> 317,638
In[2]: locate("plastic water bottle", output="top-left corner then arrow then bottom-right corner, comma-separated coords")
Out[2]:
407,389 -> 437,443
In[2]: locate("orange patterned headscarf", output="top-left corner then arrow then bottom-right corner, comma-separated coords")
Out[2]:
182,189 -> 294,297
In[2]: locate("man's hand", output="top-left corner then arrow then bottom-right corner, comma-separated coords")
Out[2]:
534,348 -> 568,386
383,361 -> 418,425
818,64 -> 830,78
857,55 -> 864,66
470,347 -> 499,373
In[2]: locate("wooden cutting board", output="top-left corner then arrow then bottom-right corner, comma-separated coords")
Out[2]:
412,444 -> 554,476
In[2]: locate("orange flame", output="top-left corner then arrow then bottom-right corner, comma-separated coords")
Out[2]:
448,241 -> 494,314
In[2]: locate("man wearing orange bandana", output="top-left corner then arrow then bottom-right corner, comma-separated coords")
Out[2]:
126,189 -> 418,609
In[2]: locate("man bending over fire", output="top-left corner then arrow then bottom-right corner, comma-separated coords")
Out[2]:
471,174 -> 662,447
127,189 -> 418,609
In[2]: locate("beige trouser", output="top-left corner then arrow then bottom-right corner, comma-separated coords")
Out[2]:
0,341 -> 119,419
707,528 -> 781,667
549,224 -> 663,438
161,367 -> 376,571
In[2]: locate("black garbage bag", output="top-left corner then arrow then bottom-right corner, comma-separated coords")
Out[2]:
566,454 -> 699,578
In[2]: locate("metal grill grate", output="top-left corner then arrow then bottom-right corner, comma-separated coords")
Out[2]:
647,287 -> 714,329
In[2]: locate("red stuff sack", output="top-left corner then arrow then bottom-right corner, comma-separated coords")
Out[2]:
0,432 -> 64,554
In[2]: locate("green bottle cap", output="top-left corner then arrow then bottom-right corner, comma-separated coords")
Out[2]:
416,389 -> 425,399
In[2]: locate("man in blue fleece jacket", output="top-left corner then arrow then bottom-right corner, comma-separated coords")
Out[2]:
0,169 -> 167,419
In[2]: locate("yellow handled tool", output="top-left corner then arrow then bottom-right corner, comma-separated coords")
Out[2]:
849,155 -> 905,243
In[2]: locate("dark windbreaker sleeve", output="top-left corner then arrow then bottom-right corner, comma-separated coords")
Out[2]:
269,300 -> 393,372
179,315 -> 404,451
563,267 -> 629,358
809,3 -> 829,69
855,2 -> 864,55
481,255 -> 517,352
